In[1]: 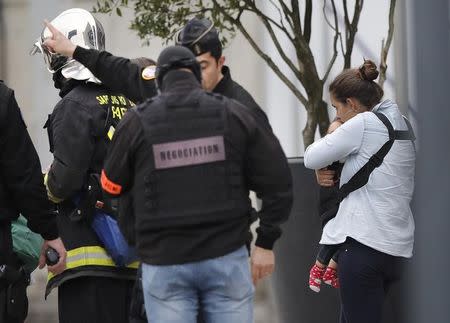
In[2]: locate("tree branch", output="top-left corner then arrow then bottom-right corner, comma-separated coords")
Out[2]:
378,0 -> 396,88
304,0 -> 312,43
343,0 -> 364,69
212,1 -> 308,106
323,0 -> 345,56
343,0 -> 350,29
276,0 -> 295,32
281,0 -> 315,78
322,0 -> 340,83
291,0 -> 302,36
266,0 -> 294,37
289,1 -> 318,78
243,0 -> 295,42
241,0 -> 301,81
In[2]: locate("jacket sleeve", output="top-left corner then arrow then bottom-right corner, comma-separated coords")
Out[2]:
0,86 -> 58,240
102,110 -> 142,197
233,104 -> 293,250
304,114 -> 364,169
73,47 -> 157,104
46,99 -> 96,201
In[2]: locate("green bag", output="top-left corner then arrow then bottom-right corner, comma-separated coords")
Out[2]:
11,215 -> 43,274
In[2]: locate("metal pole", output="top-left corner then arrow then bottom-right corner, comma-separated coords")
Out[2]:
393,0 -> 408,115
407,1 -> 450,322
0,0 -> 6,79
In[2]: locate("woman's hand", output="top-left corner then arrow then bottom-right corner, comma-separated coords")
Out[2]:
315,168 -> 336,187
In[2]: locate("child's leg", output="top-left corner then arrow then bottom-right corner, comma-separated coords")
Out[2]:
328,258 -> 338,269
309,264 -> 326,292
317,244 -> 340,265
310,244 -> 340,292
323,250 -> 341,288
331,248 -> 340,264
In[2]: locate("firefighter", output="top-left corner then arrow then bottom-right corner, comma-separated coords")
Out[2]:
31,8 -> 137,323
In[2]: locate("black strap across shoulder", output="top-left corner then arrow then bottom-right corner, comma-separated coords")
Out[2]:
333,112 -> 415,204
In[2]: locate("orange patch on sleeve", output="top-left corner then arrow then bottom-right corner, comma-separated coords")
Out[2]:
101,170 -> 122,195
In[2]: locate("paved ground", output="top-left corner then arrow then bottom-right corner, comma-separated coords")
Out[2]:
26,270 -> 279,323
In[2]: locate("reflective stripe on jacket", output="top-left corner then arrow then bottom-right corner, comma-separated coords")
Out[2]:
48,245 -> 138,281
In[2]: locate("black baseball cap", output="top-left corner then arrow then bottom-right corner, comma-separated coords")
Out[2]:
176,18 -> 222,58
156,45 -> 202,87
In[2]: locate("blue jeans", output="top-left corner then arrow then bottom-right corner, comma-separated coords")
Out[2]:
141,246 -> 254,323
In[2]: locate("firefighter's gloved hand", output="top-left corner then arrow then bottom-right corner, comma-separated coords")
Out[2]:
39,237 -> 67,275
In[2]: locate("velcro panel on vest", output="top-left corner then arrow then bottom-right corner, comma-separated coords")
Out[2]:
153,135 -> 226,169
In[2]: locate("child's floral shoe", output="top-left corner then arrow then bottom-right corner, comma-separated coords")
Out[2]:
309,264 -> 326,292
322,266 -> 339,288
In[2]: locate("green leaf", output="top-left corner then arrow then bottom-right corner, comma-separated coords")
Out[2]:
116,7 -> 122,16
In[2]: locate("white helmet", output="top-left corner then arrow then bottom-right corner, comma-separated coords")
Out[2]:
31,8 -> 105,81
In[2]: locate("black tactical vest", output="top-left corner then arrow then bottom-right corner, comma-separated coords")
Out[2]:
132,91 -> 252,230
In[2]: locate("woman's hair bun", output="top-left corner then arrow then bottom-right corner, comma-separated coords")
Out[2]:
358,59 -> 379,81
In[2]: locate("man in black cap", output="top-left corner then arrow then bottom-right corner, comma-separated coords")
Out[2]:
175,17 -> 267,121
100,45 -> 293,323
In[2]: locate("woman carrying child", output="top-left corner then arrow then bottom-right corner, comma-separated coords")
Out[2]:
304,60 -> 416,323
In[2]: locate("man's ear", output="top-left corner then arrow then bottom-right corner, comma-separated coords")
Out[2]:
217,55 -> 225,69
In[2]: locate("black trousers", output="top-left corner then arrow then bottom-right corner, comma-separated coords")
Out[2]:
338,238 -> 407,323
0,222 -> 11,306
0,220 -> 29,323
58,276 -> 134,323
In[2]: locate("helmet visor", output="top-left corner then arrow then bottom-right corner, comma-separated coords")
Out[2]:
30,39 -> 71,73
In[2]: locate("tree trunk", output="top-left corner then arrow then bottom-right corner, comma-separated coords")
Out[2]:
303,99 -> 330,149
302,107 -> 317,149
302,71 -> 330,148
317,100 -> 330,137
